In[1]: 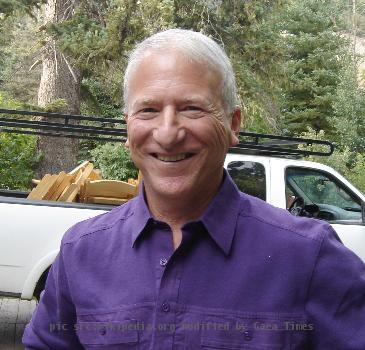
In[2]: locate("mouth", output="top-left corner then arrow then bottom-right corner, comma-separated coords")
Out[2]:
152,153 -> 195,162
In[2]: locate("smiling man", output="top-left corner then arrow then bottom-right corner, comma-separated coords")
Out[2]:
124,45 -> 240,249
23,29 -> 365,350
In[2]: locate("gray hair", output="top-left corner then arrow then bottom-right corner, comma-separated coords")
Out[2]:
123,28 -> 237,116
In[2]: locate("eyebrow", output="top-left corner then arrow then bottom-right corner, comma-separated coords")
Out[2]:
181,96 -> 208,104
132,96 -> 211,109
134,98 -> 156,106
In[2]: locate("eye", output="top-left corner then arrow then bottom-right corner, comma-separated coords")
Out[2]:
183,106 -> 202,111
140,107 -> 158,113
180,105 -> 205,119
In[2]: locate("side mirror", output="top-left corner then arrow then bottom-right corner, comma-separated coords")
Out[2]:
362,201 -> 365,223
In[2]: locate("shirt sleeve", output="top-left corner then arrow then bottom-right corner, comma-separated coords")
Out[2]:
306,225 -> 365,349
22,244 -> 83,349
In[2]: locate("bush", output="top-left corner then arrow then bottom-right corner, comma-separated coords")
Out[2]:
90,142 -> 138,181
0,133 -> 40,190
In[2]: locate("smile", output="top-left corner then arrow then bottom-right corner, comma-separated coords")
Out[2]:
152,153 -> 194,162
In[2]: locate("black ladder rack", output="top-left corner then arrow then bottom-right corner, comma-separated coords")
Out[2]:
0,109 -> 334,156
0,108 -> 127,142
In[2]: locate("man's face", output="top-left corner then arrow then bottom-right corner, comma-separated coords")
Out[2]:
125,50 -> 240,200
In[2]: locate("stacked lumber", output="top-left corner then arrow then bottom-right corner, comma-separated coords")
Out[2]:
28,161 -> 141,205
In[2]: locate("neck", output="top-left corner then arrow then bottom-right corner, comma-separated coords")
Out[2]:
144,174 -> 223,230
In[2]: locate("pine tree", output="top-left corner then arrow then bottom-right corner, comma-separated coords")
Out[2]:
279,0 -> 348,135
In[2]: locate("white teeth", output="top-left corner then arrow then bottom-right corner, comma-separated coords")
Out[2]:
157,154 -> 188,162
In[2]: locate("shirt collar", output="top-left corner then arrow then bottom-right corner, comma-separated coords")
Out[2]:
199,169 -> 242,255
129,184 -> 153,246
129,169 -> 242,255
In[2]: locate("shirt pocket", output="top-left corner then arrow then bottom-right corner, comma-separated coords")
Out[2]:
199,315 -> 305,350
76,319 -> 139,349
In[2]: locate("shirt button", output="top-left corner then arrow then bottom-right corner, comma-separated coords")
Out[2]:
244,331 -> 252,341
160,258 -> 168,267
161,302 -> 170,312
99,326 -> 107,336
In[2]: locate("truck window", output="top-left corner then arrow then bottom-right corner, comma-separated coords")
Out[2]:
286,167 -> 362,223
227,161 -> 266,200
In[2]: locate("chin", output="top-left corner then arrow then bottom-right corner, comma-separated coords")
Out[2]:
145,176 -> 197,198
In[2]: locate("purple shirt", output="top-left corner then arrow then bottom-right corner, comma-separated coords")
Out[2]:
23,171 -> 365,349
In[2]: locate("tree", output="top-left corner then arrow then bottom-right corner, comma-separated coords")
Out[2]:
332,61 -> 365,152
279,0 -> 348,135
49,0 -> 286,132
36,0 -> 82,177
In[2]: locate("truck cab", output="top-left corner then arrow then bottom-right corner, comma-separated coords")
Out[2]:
225,154 -> 365,261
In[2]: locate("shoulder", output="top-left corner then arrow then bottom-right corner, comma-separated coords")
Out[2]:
61,197 -> 137,245
237,192 -> 332,244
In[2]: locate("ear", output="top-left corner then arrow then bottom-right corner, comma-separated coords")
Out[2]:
124,114 -> 130,148
229,107 -> 241,146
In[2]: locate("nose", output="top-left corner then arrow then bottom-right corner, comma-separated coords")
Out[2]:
152,107 -> 186,149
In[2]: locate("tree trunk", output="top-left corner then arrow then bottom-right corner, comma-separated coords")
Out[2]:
36,0 -> 81,177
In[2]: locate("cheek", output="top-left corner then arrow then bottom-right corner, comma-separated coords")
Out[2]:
127,120 -> 151,150
206,114 -> 231,149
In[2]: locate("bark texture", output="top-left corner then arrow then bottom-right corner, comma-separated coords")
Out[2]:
36,0 -> 81,177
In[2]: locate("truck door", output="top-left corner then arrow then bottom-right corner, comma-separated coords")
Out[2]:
285,166 -> 365,261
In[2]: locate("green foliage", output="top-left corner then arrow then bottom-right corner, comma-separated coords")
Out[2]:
0,133 -> 40,190
2,0 -> 365,187
171,0 -> 286,132
299,128 -> 365,194
279,0 -> 348,135
46,0 -> 286,133
332,62 -> 365,152
0,91 -> 24,109
90,142 -> 138,181
0,14 -> 41,106
0,0 -> 45,17
81,78 -> 123,118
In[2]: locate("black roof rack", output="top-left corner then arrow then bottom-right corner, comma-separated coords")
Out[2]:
0,108 -> 127,142
232,131 -> 334,157
0,109 -> 334,156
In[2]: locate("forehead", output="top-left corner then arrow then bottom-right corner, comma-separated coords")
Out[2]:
126,50 -> 223,107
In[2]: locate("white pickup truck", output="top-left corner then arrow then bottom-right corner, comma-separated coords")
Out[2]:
1,152 -> 364,301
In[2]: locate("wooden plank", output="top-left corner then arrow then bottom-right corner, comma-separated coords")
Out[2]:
87,197 -> 129,205
58,169 -> 82,202
27,174 -> 59,201
50,173 -> 74,201
77,163 -> 94,184
84,180 -> 137,199
88,169 -> 102,181
59,164 -> 94,203
36,174 -> 59,200
43,172 -> 67,200
68,160 -> 89,175
136,170 -> 143,194
27,174 -> 51,200
58,183 -> 79,202
78,182 -> 87,203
